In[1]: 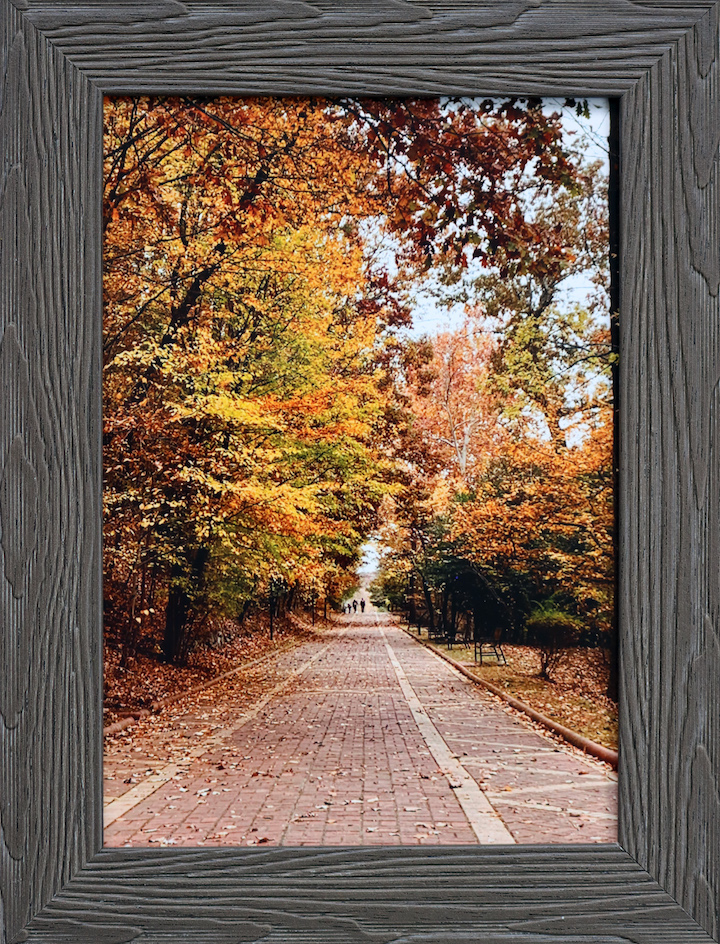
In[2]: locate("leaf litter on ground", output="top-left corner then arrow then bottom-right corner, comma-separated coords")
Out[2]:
422,635 -> 618,751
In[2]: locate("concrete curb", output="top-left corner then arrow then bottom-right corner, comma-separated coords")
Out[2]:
103,615 -> 337,738
103,651 -> 279,737
400,625 -> 619,769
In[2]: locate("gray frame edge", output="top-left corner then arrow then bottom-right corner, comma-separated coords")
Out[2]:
0,2 -> 718,942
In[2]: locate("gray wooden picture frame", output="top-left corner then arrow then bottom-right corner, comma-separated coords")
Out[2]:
1,1 -> 719,942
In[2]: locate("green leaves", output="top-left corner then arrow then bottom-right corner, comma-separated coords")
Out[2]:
103,94 -> 605,664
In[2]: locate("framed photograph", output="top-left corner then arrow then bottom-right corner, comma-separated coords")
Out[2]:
100,92 -> 618,851
1,2 -> 718,942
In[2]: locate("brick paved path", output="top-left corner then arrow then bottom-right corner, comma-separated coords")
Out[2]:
104,603 -> 617,847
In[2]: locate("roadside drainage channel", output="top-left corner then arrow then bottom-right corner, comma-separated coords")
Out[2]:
400,625 -> 618,770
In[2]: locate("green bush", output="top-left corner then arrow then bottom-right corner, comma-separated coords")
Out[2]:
525,604 -> 581,681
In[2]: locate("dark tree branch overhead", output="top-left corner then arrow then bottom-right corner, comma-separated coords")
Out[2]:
1,2 -> 720,944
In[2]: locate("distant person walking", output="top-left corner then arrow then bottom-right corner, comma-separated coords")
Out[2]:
352,600 -> 357,613
360,598 -> 366,613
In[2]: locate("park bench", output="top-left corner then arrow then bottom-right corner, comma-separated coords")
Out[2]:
473,626 -> 508,665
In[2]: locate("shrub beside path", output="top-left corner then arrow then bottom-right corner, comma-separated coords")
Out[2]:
104,600 -> 617,847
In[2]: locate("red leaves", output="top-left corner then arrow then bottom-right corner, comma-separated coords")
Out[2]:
102,94 -> 603,673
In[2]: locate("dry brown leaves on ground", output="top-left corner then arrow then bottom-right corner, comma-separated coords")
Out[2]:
423,636 -> 618,750
103,613 -> 323,725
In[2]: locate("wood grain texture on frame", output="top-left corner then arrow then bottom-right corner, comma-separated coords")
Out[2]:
1,2 -> 719,942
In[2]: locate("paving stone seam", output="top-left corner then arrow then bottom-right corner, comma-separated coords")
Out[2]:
379,625 -> 516,845
103,626 -> 350,827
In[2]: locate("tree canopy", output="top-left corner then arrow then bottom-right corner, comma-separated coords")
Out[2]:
103,95 -> 612,669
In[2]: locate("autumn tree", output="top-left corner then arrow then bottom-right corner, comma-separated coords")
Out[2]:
373,131 -> 614,677
104,98 -> 394,661
379,320 -> 613,663
103,94 -> 594,664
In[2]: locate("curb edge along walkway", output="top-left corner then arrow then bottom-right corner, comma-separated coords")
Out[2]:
400,624 -> 618,769
379,625 -> 515,844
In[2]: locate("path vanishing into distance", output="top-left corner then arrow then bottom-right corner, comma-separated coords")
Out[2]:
104,599 -> 617,847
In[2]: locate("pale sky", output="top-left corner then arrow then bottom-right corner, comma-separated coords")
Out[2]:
405,98 -> 610,337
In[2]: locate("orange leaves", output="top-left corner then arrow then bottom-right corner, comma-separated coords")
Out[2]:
379,306 -> 613,638
450,405 -> 614,621
103,96 -> 404,654
102,94 -> 607,665
405,323 -> 504,486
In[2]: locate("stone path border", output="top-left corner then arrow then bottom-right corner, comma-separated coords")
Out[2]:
380,627 -> 515,843
400,625 -> 619,768
104,610 -> 617,846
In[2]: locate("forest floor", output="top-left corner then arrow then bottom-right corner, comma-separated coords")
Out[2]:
103,613 -> 322,727
413,629 -> 618,751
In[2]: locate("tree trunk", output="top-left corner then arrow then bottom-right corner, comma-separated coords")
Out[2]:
440,585 -> 450,636
163,547 -> 208,664
420,577 -> 435,634
163,569 -> 190,665
408,573 -> 418,629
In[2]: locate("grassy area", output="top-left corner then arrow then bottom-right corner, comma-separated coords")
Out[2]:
411,628 -> 618,751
